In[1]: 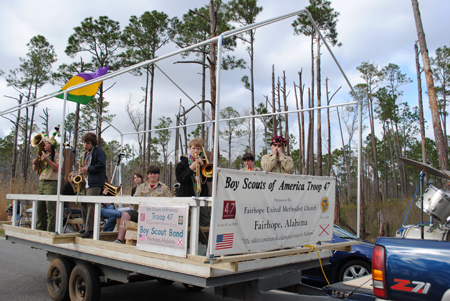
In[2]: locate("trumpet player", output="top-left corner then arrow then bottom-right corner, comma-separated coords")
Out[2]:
78,133 -> 106,239
32,132 -> 63,232
175,137 -> 212,228
261,135 -> 294,174
241,153 -> 261,171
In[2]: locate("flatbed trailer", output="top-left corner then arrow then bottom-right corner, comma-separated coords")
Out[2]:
2,194 -> 357,301
1,7 -> 363,301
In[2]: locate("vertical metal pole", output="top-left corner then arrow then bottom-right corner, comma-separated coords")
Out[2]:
420,171 -> 424,239
357,95 -> 362,238
12,200 -> 17,226
120,134 -> 123,195
55,91 -> 68,234
208,35 -> 224,259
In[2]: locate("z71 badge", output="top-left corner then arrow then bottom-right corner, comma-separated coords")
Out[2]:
391,279 -> 431,294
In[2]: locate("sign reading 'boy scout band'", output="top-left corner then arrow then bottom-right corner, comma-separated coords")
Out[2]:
137,203 -> 189,257
212,169 -> 335,256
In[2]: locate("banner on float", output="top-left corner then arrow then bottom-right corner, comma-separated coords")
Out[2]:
212,169 -> 335,256
137,203 -> 189,257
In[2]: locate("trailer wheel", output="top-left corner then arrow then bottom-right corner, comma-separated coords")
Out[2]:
156,278 -> 174,285
182,283 -> 204,291
47,257 -> 74,301
69,263 -> 101,301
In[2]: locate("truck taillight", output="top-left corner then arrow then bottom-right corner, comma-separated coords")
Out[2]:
372,245 -> 388,299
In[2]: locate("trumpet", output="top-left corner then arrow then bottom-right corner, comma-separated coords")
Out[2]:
31,133 -> 45,175
104,183 -> 121,196
201,147 -> 213,178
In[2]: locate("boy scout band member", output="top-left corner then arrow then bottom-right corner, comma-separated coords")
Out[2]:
241,152 -> 261,171
261,135 -> 294,174
32,129 -> 63,232
78,133 -> 107,238
175,137 -> 212,228
115,166 -> 171,244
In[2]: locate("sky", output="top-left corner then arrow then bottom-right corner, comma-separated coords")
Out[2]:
0,0 -> 449,164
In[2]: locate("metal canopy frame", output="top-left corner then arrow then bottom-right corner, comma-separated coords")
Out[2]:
2,8 -> 363,254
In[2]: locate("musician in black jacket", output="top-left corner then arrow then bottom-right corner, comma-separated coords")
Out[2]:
78,133 -> 106,238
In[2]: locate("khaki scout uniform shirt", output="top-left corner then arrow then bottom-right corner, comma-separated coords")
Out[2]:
261,152 -> 294,174
134,181 -> 172,197
39,153 -> 63,181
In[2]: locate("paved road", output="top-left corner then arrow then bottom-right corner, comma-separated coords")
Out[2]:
0,236 -> 237,301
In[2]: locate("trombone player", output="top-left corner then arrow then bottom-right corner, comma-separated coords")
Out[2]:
78,133 -> 106,238
175,137 -> 212,228
31,126 -> 63,232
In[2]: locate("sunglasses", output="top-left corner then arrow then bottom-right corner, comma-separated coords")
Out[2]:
272,143 -> 283,147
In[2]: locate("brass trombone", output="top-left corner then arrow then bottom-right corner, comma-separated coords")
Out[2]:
201,147 -> 213,178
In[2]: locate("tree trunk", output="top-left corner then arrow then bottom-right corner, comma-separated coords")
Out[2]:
334,178 -> 340,225
97,85 -> 103,148
412,0 -> 449,175
415,42 -> 428,167
294,71 -> 304,173
201,53 -> 206,142
387,123 -> 398,199
382,120 -> 388,200
209,0 -> 217,143
368,96 -> 381,200
22,105 -> 30,180
143,68 -> 149,166
282,71 -> 289,155
11,95 -> 23,178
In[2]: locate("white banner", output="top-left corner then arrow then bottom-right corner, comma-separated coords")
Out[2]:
212,169 -> 335,256
137,203 -> 189,257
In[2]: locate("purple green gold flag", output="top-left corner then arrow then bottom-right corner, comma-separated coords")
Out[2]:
56,66 -> 109,104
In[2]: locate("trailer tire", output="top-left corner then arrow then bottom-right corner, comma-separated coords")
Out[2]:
156,278 -> 174,285
69,263 -> 101,301
337,259 -> 371,282
47,257 -> 74,301
182,283 -> 204,291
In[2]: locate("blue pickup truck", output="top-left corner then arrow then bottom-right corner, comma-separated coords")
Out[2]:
371,236 -> 450,301
324,235 -> 450,301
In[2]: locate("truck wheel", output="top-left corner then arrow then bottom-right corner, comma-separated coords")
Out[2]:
182,283 -> 204,291
69,263 -> 101,301
156,278 -> 174,285
47,257 -> 74,301
337,259 -> 371,282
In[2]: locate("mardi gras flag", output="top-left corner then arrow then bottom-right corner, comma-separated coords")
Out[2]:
56,66 -> 109,104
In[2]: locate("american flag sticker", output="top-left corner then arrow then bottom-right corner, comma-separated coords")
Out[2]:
139,234 -> 145,241
215,233 -> 234,250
